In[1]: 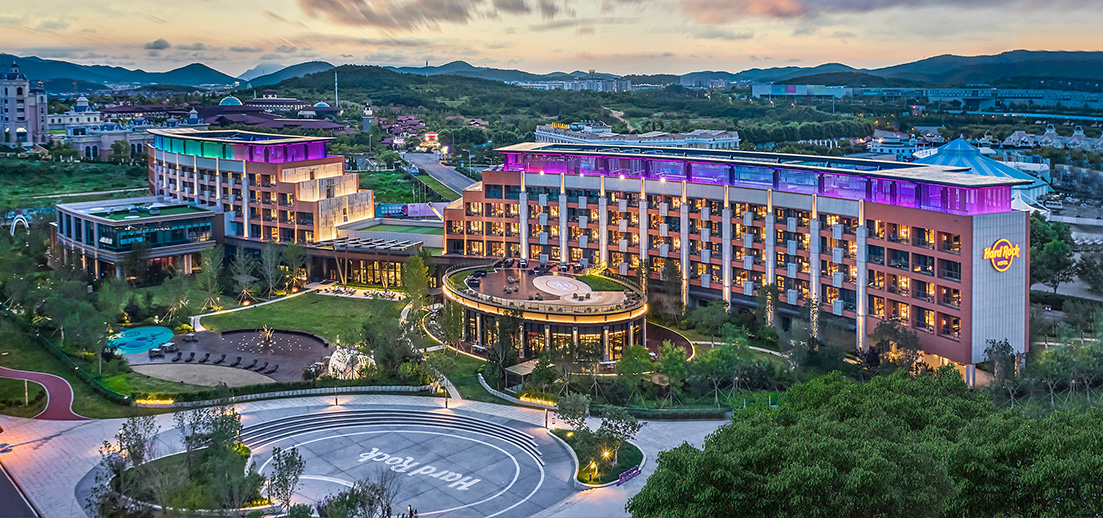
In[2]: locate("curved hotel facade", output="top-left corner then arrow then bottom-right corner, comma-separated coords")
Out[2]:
444,143 -> 1031,379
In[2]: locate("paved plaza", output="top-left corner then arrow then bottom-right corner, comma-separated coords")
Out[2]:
0,395 -> 725,517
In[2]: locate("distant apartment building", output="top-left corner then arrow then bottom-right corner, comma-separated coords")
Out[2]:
751,83 -> 1103,109
147,128 -> 374,243
444,142 -> 1032,384
535,121 -> 740,150
513,79 -> 631,92
1,63 -> 48,146
680,77 -> 733,90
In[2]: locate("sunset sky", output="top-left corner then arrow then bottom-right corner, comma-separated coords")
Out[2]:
2,0 -> 1101,77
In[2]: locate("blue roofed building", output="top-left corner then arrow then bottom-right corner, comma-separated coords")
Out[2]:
914,138 -> 1052,206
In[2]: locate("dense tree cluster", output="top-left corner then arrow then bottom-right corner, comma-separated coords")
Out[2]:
627,368 -> 1103,518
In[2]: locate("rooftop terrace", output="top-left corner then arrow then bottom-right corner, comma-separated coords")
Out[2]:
498,142 -> 1033,189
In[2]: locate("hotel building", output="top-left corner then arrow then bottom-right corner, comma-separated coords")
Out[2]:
444,143 -> 1031,380
147,128 -> 373,244
53,196 -> 217,278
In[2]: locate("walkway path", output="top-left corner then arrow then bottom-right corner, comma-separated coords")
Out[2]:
0,367 -> 85,421
403,152 -> 478,195
0,394 -> 724,517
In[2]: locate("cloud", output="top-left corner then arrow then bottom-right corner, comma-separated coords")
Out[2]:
274,45 -> 299,53
176,42 -> 221,51
529,16 -> 633,31
694,27 -> 754,40
679,0 -> 1092,23
144,38 -> 171,50
832,30 -> 857,42
298,0 -> 489,30
493,0 -> 529,14
787,58 -> 801,62
35,19 -> 69,31
229,45 -> 264,52
264,10 -> 289,22
748,54 -> 774,62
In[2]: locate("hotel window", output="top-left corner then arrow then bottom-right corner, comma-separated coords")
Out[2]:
485,184 -> 503,199
868,270 -> 885,290
940,314 -> 961,339
913,254 -> 935,276
888,223 -> 909,243
939,232 -> 961,254
913,227 -> 935,249
868,245 -> 885,265
939,259 -> 962,282
570,248 -> 583,262
916,307 -> 935,332
940,287 -> 961,307
914,280 -> 934,302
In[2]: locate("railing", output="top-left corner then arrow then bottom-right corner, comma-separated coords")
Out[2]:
939,269 -> 962,282
444,264 -> 646,316
941,326 -> 961,339
940,295 -> 961,307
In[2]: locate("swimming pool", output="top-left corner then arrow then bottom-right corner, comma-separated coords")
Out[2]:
109,326 -> 174,354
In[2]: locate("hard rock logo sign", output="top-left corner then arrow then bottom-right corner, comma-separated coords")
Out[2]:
982,239 -> 1021,272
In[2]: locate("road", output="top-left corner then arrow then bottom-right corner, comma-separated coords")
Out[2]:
0,461 -> 38,517
403,152 -> 478,195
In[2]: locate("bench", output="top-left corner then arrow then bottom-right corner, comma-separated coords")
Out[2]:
616,465 -> 642,486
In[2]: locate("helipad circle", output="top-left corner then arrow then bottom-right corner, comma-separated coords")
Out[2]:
251,427 -> 545,517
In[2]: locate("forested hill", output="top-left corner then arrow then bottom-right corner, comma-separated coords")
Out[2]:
250,64 -> 612,123
262,65 -> 873,146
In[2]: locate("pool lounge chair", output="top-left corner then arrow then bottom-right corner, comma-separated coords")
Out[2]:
185,352 -> 195,362
171,352 -> 182,362
229,356 -> 241,367
255,361 -> 269,372
198,353 -> 211,363
213,354 -> 226,365
244,359 -> 258,369
264,365 -> 279,375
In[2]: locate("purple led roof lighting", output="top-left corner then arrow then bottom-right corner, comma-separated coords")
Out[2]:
503,151 -> 1014,215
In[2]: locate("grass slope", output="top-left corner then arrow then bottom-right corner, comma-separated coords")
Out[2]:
201,293 -> 405,344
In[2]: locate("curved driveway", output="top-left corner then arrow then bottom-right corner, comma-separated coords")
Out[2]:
0,367 -> 86,421
404,152 -> 479,195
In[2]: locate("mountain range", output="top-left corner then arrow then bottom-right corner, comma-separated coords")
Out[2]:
383,60 -> 619,82
3,50 -> 1103,92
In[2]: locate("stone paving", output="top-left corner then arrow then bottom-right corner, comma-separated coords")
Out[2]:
0,395 -> 726,518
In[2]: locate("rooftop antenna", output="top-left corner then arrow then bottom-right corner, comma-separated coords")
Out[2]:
334,70 -> 339,107
425,60 -> 429,77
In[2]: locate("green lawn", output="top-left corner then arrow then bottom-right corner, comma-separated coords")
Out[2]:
577,275 -> 628,292
359,168 -> 441,203
359,224 -> 443,235
427,349 -> 501,404
201,293 -> 405,343
0,377 -> 46,418
0,158 -> 148,208
0,318 -> 163,418
416,175 -> 461,201
552,429 -> 645,485
358,168 -> 421,203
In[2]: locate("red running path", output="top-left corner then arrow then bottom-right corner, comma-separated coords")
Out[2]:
0,366 -> 86,420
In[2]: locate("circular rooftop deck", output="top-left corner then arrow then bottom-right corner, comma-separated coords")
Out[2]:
444,265 -> 645,323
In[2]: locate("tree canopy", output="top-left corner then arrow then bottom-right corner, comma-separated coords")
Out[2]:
627,367 -> 1103,518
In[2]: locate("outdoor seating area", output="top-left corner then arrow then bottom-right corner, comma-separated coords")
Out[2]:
127,329 -> 326,382
317,284 -> 404,301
